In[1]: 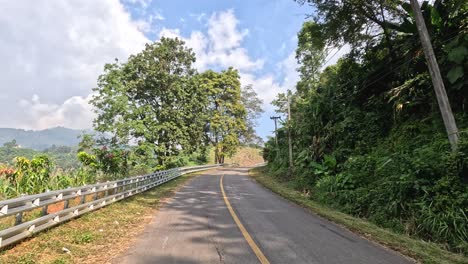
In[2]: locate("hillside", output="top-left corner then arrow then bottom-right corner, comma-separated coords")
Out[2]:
210,146 -> 264,167
0,127 -> 88,150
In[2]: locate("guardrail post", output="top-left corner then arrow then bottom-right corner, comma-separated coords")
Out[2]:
15,212 -> 23,225
41,205 -> 48,216
105,182 -> 109,198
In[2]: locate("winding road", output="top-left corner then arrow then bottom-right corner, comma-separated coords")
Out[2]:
114,167 -> 412,264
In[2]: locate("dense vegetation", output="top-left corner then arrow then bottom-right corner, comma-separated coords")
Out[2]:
0,140 -> 80,169
91,38 -> 262,169
0,38 -> 263,200
263,0 -> 467,254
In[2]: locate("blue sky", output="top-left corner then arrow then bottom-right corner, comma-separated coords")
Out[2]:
123,0 -> 307,141
0,0 -> 316,141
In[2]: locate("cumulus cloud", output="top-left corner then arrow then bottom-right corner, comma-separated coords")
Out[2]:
239,52 -> 299,112
1,3 -> 300,132
0,0 -> 149,129
207,10 -> 248,52
277,51 -> 300,93
158,10 -> 297,110
159,10 -> 264,72
18,94 -> 95,130
122,0 -> 152,10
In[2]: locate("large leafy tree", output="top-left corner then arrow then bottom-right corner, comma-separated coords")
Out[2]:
91,38 -> 207,168
295,0 -> 406,48
240,84 -> 264,146
199,68 -> 247,163
295,21 -> 326,95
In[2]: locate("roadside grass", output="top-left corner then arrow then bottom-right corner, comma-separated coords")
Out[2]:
0,172 -> 201,264
249,167 -> 468,264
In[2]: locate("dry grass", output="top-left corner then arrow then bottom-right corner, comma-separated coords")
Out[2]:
0,172 -> 201,264
209,146 -> 264,167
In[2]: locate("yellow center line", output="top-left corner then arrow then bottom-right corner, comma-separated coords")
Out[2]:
220,174 -> 270,264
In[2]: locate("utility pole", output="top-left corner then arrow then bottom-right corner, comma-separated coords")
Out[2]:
270,116 -> 280,147
410,0 -> 459,150
287,95 -> 293,169
276,94 -> 294,170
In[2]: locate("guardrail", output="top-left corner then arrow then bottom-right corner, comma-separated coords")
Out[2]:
0,164 -> 221,248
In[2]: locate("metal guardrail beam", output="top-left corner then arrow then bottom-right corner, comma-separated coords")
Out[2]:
0,164 -> 221,248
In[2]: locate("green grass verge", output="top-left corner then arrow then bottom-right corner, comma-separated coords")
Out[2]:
0,172 -> 200,264
249,167 -> 468,264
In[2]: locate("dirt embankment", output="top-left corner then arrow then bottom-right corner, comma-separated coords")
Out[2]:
224,147 -> 264,167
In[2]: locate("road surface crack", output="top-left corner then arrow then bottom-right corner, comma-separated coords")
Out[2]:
214,242 -> 225,263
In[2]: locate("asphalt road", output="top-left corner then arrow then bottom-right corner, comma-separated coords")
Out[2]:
115,168 -> 413,264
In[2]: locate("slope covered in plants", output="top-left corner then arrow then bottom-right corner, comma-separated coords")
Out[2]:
263,0 -> 467,254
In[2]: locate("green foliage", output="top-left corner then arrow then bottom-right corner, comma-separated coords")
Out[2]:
72,232 -> 94,244
77,133 -> 95,153
76,134 -> 131,179
265,0 -> 468,254
92,37 -> 206,168
199,68 -> 247,164
0,143 -> 81,170
0,154 -> 98,198
77,151 -> 98,167
91,37 -> 250,168
240,84 -> 264,146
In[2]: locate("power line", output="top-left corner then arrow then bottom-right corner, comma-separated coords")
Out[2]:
362,32 -> 463,89
323,46 -> 343,67
320,32 -> 463,96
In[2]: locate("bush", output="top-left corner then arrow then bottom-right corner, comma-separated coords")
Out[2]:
311,131 -> 468,253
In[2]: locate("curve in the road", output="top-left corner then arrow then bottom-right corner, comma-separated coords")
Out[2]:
115,168 -> 413,264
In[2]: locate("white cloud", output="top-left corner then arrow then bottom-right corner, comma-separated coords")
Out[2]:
122,0 -> 152,9
18,94 -> 95,130
0,4 -> 299,133
240,73 -> 283,109
207,10 -> 248,52
278,52 -> 300,91
189,13 -> 207,23
159,10 -> 296,110
0,0 -> 149,129
159,28 -> 182,39
240,52 -> 298,111
135,10 -> 164,33
159,10 -> 264,72
150,12 -> 165,21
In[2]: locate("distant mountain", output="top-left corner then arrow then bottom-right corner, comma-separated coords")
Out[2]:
0,127 -> 91,150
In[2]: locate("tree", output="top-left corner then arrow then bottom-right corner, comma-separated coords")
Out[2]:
77,133 -> 95,153
295,0 -> 405,49
91,38 -> 207,168
296,21 -> 326,95
3,139 -> 18,149
199,68 -> 247,164
240,84 -> 264,146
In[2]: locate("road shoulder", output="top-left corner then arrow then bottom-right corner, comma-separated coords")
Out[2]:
0,172 -> 201,264
249,167 -> 468,264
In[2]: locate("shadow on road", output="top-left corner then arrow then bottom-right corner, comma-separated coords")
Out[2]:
114,168 -> 259,264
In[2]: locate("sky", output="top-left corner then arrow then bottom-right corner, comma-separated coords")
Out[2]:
0,0 -> 343,140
